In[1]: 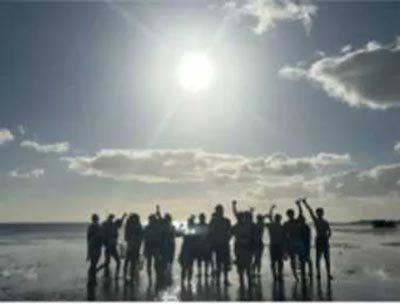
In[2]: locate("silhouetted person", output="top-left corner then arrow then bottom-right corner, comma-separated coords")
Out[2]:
179,216 -> 196,286
253,214 -> 266,276
123,213 -> 143,283
144,213 -> 162,284
302,199 -> 333,281
209,204 -> 232,286
298,213 -> 313,280
283,202 -> 305,281
161,213 -> 176,274
87,213 -> 103,285
194,213 -> 211,278
102,213 -> 127,279
232,210 -> 254,289
265,205 -> 285,280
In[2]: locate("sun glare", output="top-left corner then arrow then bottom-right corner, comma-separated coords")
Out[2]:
177,51 -> 215,93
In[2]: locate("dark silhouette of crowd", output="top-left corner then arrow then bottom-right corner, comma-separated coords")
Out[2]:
86,198 -> 332,293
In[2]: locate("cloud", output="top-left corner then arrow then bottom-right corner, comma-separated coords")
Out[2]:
279,38 -> 400,109
319,163 -> 400,197
9,169 -> 45,179
394,142 -> 400,153
20,140 -> 70,154
62,149 -> 351,184
18,125 -> 26,135
0,129 -> 14,145
224,0 -> 317,34
248,162 -> 400,201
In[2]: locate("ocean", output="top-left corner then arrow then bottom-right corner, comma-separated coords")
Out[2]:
0,223 -> 399,301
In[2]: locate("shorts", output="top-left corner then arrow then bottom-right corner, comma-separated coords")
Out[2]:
316,237 -> 329,256
215,243 -> 231,265
269,244 -> 284,262
287,240 -> 306,260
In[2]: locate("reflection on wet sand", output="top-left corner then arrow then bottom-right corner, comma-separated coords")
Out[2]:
87,274 -> 334,301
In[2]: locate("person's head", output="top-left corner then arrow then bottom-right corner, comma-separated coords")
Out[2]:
199,213 -> 206,224
316,208 -> 324,219
165,213 -> 172,223
148,214 -> 156,224
274,214 -> 282,224
91,213 -> 99,224
256,214 -> 264,224
131,213 -> 140,225
286,209 -> 295,220
298,214 -> 306,224
188,215 -> 195,226
107,214 -> 115,222
237,212 -> 245,224
215,204 -> 224,217
243,211 -> 252,224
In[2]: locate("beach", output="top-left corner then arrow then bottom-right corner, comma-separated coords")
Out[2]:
0,223 -> 399,301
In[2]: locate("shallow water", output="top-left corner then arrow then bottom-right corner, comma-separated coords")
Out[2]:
0,223 -> 399,301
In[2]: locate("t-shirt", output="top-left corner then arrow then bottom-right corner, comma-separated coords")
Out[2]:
266,223 -> 285,246
209,217 -> 231,244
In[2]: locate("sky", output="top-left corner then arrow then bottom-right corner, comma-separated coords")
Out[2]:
1,0 -> 400,222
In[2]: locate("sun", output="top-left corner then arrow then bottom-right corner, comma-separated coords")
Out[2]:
177,51 -> 215,93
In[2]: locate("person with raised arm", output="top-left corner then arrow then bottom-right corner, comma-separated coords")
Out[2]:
265,204 -> 285,280
102,212 -> 127,279
283,201 -> 303,281
302,199 -> 333,281
296,198 -> 313,280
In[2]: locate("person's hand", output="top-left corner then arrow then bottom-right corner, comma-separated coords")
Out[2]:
122,212 -> 127,217
232,200 -> 237,206
271,204 -> 277,209
156,204 -> 160,212
250,207 -> 254,213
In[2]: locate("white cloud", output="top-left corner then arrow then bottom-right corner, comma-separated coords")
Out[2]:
9,169 -> 45,179
0,129 -> 14,145
62,149 -> 351,185
18,125 -> 26,135
394,142 -> 400,153
320,163 -> 400,197
20,140 -> 70,154
224,0 -> 317,34
279,38 -> 400,109
248,162 -> 400,200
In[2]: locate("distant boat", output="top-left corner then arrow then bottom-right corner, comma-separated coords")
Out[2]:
371,220 -> 397,228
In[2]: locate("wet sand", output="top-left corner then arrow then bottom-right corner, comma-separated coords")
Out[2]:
0,223 -> 400,301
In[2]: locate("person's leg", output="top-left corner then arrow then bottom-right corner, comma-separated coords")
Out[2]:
104,247 -> 111,277
111,247 -> 120,279
147,254 -> 153,282
123,256 -> 129,280
290,254 -> 298,281
277,259 -> 283,280
324,246 -> 332,279
188,261 -> 193,284
316,247 -> 322,280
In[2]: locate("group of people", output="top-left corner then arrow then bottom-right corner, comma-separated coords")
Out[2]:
86,199 -> 332,290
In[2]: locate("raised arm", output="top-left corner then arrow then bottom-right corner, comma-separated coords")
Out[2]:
295,199 -> 304,218
302,199 -> 316,222
232,200 -> 239,219
155,204 -> 162,220
265,204 -> 276,222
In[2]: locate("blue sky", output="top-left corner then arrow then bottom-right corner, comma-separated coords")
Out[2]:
1,1 -> 400,222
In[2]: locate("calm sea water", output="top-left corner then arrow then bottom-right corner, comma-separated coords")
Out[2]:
0,223 -> 399,301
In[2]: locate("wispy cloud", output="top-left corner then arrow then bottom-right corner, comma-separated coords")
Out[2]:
224,0 -> 317,34
0,128 -> 15,145
62,149 -> 351,186
20,140 -> 70,154
9,169 -> 45,179
279,37 -> 400,109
